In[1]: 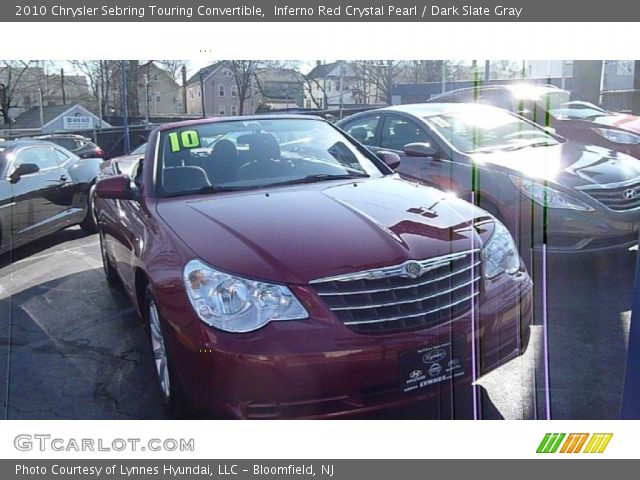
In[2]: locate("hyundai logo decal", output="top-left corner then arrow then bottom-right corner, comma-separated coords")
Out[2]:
623,188 -> 638,200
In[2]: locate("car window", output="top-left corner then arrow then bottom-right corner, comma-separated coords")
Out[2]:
157,118 -> 384,197
14,147 -> 59,170
341,115 -> 380,146
52,138 -> 79,151
380,116 -> 431,151
52,148 -> 72,164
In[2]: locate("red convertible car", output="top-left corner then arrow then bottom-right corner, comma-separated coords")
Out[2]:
94,115 -> 532,419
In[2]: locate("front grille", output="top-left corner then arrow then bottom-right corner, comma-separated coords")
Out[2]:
583,182 -> 640,211
311,250 -> 481,334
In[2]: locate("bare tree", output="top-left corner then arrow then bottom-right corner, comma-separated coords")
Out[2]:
229,60 -> 257,115
68,60 -> 118,116
155,60 -> 190,82
354,60 -> 410,105
0,61 -> 34,125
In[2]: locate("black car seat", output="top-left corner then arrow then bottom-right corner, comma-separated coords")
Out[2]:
204,139 -> 238,184
237,133 -> 284,181
391,122 -> 419,151
162,166 -> 211,194
350,126 -> 369,144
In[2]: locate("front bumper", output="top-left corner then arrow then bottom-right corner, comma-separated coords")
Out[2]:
501,198 -> 640,254
159,271 -> 533,419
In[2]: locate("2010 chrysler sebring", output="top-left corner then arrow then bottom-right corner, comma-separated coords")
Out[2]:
95,115 -> 532,419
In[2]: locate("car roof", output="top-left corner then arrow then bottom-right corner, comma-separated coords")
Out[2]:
156,114 -> 326,132
370,102 -> 512,117
434,83 -> 564,99
0,139 -> 61,150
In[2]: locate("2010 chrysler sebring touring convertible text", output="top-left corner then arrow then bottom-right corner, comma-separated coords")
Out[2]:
94,115 -> 532,419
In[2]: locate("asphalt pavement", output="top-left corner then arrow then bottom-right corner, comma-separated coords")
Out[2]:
0,227 -> 635,419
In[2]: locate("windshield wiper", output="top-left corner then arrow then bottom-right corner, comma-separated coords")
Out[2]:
167,185 -> 249,197
266,173 -> 369,188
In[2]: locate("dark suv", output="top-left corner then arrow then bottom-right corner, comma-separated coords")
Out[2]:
34,134 -> 105,159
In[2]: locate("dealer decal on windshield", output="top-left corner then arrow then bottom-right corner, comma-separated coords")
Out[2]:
167,129 -> 201,152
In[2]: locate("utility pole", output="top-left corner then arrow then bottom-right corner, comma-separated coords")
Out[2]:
386,60 -> 393,105
60,68 -> 66,105
38,88 -> 44,132
181,65 -> 187,114
484,60 -> 490,82
338,61 -> 344,119
144,73 -> 150,123
199,69 -> 207,118
120,60 -> 130,154
632,61 -> 640,115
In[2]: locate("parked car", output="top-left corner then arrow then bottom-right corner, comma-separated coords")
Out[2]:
0,140 -> 101,254
94,115 -> 532,419
429,84 -> 640,159
337,104 -> 640,269
34,134 -> 105,159
99,142 -> 146,178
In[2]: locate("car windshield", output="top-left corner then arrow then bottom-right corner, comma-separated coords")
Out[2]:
131,143 -> 147,155
425,108 -> 559,153
156,118 -> 382,197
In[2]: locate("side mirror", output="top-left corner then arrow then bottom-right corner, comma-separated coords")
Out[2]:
10,163 -> 39,182
403,142 -> 437,158
96,175 -> 139,200
377,151 -> 401,170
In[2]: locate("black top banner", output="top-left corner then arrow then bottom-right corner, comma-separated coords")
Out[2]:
7,0 -> 640,21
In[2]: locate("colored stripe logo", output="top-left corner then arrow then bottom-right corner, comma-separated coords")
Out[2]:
537,433 -> 612,454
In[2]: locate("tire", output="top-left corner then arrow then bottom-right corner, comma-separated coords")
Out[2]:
99,232 -> 120,286
144,286 -> 191,418
80,185 -> 98,234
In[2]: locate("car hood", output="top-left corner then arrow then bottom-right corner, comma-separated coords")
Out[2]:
469,142 -> 640,188
156,176 -> 493,285
591,113 -> 640,134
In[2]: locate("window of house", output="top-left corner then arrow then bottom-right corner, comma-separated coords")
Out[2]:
155,95 -> 161,102
231,86 -> 238,97
219,105 -> 225,115
189,90 -> 194,99
231,105 -> 237,116
219,85 -> 225,97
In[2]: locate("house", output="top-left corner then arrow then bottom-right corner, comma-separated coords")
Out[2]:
185,61 -> 242,116
304,61 -> 378,109
138,62 -> 183,116
6,103 -> 110,133
253,68 -> 304,111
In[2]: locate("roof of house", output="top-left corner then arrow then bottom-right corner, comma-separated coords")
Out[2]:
307,61 -> 342,79
186,61 -> 226,86
9,104 -> 107,130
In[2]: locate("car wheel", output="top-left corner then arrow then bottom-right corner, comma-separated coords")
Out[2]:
99,232 -> 119,286
80,185 -> 98,234
144,287 -> 191,418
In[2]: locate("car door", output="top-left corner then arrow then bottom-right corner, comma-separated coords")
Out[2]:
10,146 -> 71,241
377,114 -> 463,191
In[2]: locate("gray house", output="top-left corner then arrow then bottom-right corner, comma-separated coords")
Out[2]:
185,61 -> 242,117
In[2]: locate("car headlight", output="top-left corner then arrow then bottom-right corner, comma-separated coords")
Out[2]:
183,259 -> 308,333
510,176 -> 594,211
483,220 -> 520,279
594,128 -> 640,145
